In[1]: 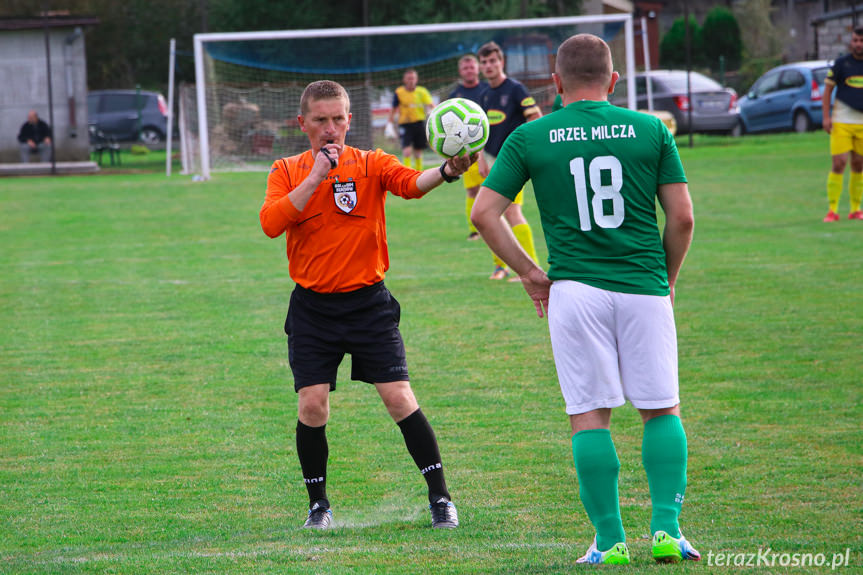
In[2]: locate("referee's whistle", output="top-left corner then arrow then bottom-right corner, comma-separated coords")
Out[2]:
321,140 -> 336,169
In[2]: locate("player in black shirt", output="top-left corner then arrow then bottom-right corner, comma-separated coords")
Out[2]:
475,41 -> 541,280
449,54 -> 489,240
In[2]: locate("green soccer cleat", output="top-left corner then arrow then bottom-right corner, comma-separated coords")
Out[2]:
576,538 -> 630,565
652,530 -> 701,563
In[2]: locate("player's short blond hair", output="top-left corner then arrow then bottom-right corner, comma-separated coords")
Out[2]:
555,34 -> 613,92
300,80 -> 351,115
458,54 -> 478,65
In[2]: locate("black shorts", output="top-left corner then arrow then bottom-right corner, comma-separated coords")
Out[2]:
285,281 -> 409,391
399,121 -> 428,150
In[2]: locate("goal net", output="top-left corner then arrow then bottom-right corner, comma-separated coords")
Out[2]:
182,15 -> 635,178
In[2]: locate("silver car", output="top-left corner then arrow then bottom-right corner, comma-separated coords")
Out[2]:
612,70 -> 740,135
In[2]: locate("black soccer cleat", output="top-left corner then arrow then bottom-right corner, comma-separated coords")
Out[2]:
303,501 -> 332,529
429,497 -> 459,529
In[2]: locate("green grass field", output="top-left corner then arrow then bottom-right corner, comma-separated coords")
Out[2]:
1,132 -> 860,574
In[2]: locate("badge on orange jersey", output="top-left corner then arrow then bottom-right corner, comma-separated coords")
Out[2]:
333,180 -> 357,213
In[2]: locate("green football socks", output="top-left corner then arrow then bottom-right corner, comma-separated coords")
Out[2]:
572,429 -> 626,552
642,414 -> 688,539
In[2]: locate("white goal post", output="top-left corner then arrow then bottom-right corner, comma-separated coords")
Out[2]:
191,15 -> 636,180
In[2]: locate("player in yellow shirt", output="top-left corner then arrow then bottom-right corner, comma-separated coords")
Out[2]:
388,69 -> 433,170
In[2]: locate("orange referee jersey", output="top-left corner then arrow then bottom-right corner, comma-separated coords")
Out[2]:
260,146 -> 426,293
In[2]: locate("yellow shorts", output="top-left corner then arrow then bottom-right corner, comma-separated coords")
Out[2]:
830,122 -> 863,156
513,190 -> 524,205
463,162 -> 484,189
482,152 -> 524,204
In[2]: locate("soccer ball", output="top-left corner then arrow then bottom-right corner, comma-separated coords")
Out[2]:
426,98 -> 489,158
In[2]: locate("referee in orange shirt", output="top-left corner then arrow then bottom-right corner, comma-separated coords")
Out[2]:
260,80 -> 474,530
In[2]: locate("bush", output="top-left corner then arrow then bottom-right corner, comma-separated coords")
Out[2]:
660,16 -> 703,68
702,7 -> 743,71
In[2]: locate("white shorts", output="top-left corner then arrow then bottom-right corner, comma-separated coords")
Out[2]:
548,280 -> 680,415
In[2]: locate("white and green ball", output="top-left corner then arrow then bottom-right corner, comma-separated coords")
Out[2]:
426,97 -> 489,158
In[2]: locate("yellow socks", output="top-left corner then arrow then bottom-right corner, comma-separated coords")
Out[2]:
402,157 -> 422,170
512,223 -> 538,263
827,172 -> 843,213
489,223 -> 537,271
825,171 -> 863,214
850,172 -> 863,213
466,196 -> 477,234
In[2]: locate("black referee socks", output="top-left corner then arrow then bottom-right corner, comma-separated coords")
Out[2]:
397,408 -> 452,504
296,420 -> 329,508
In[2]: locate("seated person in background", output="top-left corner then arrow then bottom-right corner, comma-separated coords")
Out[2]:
18,110 -> 52,162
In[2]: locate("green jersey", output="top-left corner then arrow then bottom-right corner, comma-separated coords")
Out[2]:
552,93 -> 563,112
483,100 -> 686,296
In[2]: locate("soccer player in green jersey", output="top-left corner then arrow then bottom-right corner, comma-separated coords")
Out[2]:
471,34 -> 699,565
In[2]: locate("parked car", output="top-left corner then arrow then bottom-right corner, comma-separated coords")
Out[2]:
736,61 -> 831,134
612,70 -> 739,135
87,90 -> 168,144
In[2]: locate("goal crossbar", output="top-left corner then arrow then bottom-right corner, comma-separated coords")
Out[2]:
193,14 -> 636,179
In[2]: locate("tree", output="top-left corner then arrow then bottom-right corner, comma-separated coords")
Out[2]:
701,7 -> 742,71
733,0 -> 787,93
1,0 -> 583,92
0,0 -> 206,90
734,0 -> 786,61
206,0 -> 582,31
659,15 -> 703,69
